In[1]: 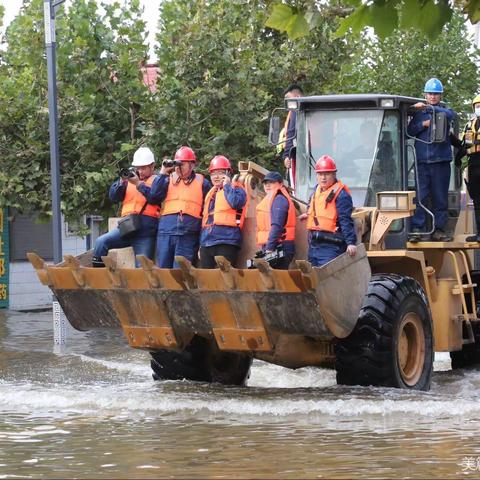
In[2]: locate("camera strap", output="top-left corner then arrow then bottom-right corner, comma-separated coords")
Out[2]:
138,201 -> 148,216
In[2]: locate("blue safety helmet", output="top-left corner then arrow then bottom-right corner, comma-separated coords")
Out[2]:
424,78 -> 444,94
262,171 -> 284,183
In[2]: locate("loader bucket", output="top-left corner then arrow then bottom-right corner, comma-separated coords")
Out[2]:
27,244 -> 370,368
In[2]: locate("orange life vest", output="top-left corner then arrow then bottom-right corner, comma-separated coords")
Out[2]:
121,175 -> 160,218
256,185 -> 296,246
462,118 -> 480,155
306,181 -> 350,232
202,182 -> 246,228
162,173 -> 204,219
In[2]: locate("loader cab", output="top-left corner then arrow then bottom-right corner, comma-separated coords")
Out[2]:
278,94 -> 461,247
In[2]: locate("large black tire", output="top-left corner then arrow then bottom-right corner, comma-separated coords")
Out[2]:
335,274 -> 434,390
450,271 -> 480,369
150,335 -> 252,386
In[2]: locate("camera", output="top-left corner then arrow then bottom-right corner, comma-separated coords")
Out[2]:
246,245 -> 285,269
119,167 -> 137,179
162,159 -> 183,168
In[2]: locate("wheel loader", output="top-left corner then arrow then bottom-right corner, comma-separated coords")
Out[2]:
29,94 -> 480,391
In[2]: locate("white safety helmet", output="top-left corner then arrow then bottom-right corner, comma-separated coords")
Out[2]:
131,147 -> 155,167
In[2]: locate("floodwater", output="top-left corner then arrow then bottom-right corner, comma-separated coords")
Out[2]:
1,311 -> 480,479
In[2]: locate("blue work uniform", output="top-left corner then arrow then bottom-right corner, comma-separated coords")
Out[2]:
308,188 -> 356,267
265,194 -> 295,263
138,172 -> 211,268
407,104 -> 455,230
200,183 -> 247,248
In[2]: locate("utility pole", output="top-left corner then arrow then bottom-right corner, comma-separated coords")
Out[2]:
44,0 -> 67,352
44,0 -> 66,265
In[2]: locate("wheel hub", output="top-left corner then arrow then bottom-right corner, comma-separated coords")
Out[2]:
397,312 -> 425,386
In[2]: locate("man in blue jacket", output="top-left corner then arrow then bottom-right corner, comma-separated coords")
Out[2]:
407,78 -> 455,242
92,147 -> 160,267
138,146 -> 211,268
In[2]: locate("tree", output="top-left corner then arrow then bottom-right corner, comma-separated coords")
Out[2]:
266,0 -> 480,40
0,0 -> 153,223
334,11 -> 480,116
151,0 -> 355,171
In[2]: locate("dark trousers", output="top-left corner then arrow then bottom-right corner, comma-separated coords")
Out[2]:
93,227 -> 156,267
272,255 -> 293,270
156,233 -> 199,268
467,163 -> 480,204
200,244 -> 239,269
308,242 -> 346,267
467,163 -> 480,234
412,162 -> 451,230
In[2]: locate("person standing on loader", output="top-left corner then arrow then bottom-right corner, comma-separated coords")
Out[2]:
138,146 -> 211,268
301,155 -> 357,267
92,147 -> 160,268
456,94 -> 480,242
200,155 -> 247,268
256,171 -> 296,270
279,84 -> 303,189
407,78 -> 456,242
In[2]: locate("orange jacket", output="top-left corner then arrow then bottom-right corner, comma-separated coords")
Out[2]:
202,182 -> 246,228
121,175 -> 160,218
256,185 -> 296,245
307,181 -> 350,232
162,173 -> 204,218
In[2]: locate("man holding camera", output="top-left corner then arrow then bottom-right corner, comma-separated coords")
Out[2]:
138,146 -> 211,268
92,147 -> 160,267
200,155 -> 247,268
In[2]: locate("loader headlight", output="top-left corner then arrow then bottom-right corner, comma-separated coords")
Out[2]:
377,192 -> 415,212
381,98 -> 395,108
286,99 -> 298,110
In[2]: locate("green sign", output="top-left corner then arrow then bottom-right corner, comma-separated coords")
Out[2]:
0,208 -> 8,308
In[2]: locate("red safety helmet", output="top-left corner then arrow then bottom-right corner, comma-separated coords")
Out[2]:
174,146 -> 196,162
209,155 -> 232,172
315,155 -> 337,173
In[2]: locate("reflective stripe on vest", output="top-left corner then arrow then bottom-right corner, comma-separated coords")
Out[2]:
276,111 -> 291,154
202,182 -> 246,228
256,185 -> 296,246
162,173 -> 204,218
306,181 -> 350,232
120,175 -> 160,218
462,118 -> 480,155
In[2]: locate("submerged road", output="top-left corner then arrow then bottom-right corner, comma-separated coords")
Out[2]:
0,310 -> 479,478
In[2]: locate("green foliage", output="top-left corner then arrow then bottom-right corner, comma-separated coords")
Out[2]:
0,0 -> 153,223
151,0 -> 351,172
2,0 -> 476,229
266,0 -> 477,40
265,4 -> 310,39
334,11 -> 480,117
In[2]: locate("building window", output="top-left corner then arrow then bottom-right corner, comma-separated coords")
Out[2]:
10,212 -> 53,261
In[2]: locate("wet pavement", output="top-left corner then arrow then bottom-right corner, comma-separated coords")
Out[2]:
1,309 -> 480,478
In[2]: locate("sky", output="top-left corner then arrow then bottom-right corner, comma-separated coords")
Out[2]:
0,0 -> 162,60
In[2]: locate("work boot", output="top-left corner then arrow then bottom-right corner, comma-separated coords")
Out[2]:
92,256 -> 105,268
466,234 -> 480,242
466,208 -> 480,242
408,228 -> 423,243
431,228 -> 453,242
